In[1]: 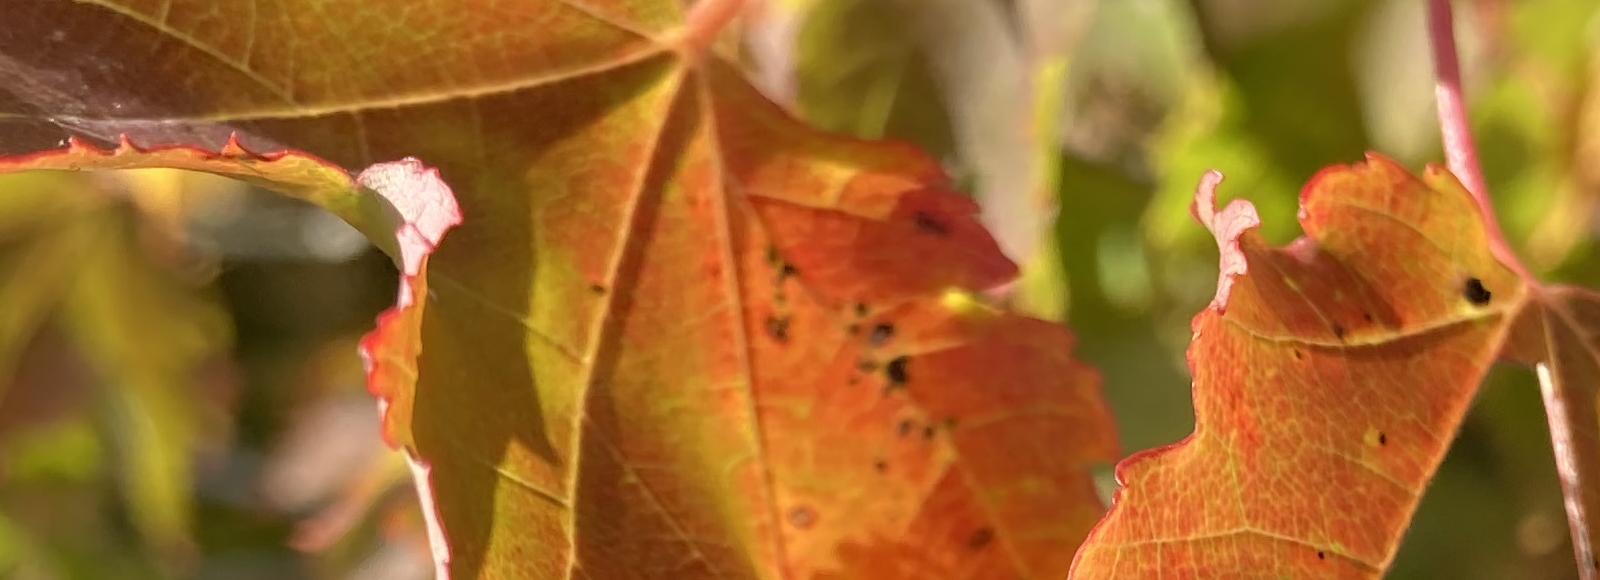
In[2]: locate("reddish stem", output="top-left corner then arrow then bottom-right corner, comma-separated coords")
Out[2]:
1426,0 -> 1531,279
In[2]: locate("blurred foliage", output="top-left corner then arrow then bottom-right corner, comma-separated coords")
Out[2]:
1,0 -> 1598,578
0,170 -> 422,579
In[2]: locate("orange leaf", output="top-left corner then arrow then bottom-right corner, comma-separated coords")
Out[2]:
0,1 -> 1118,578
1070,154 -> 1528,578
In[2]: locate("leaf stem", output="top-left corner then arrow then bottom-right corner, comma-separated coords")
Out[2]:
1426,0 -> 1531,279
680,0 -> 745,60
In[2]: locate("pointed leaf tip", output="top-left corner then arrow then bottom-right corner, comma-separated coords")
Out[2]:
1190,169 -> 1260,312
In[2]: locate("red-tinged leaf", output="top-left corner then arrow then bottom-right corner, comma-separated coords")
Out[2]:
1070,154 -> 1529,579
0,1 -> 1118,578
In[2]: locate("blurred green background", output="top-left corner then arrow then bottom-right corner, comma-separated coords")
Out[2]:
0,0 -> 1597,578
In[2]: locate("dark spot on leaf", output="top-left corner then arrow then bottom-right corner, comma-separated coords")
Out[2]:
968,528 -> 994,550
1332,324 -> 1346,340
942,417 -> 958,430
854,303 -> 869,317
897,419 -> 913,437
1378,432 -> 1387,446
874,459 -> 887,473
787,505 -> 816,529
589,284 -> 606,295
922,425 -> 936,440
1293,349 -> 1303,360
780,261 -> 800,279
868,323 -> 894,346
1362,312 -> 1373,323
1317,551 -> 1325,560
765,316 -> 790,343
885,356 -> 910,387
766,246 -> 781,265
912,211 -> 950,236
858,359 -> 879,372
847,375 -> 858,386
1464,277 -> 1492,305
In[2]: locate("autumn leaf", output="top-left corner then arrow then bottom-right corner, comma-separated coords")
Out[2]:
1070,154 -> 1529,578
0,0 -> 1120,578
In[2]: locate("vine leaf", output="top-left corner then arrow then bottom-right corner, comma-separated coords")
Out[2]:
1070,154 -> 1529,578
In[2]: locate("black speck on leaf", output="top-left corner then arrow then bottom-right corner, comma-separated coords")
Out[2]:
921,425 -> 935,440
1332,324 -> 1346,340
764,315 -> 790,343
868,323 -> 894,346
968,528 -> 994,550
1317,551 -> 1325,561
1293,349 -> 1303,360
1378,432 -> 1387,446
854,303 -> 869,317
912,211 -> 950,236
1362,312 -> 1373,323
885,356 -> 910,386
1464,277 -> 1492,305
589,284 -> 606,295
873,459 -> 887,473
780,261 -> 799,279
